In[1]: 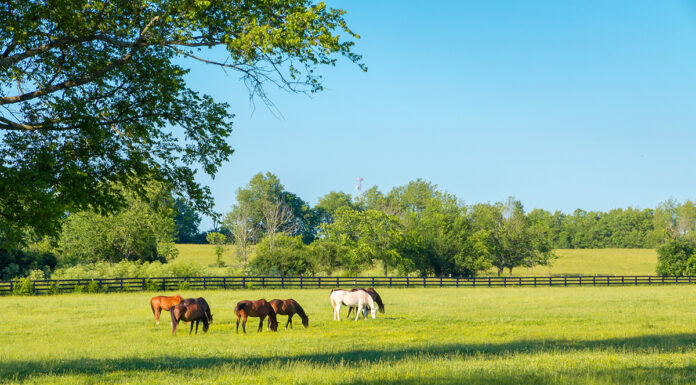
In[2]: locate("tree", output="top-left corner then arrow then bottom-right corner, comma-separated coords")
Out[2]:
656,238 -> 696,276
223,205 -> 255,266
206,231 -> 227,267
249,234 -> 313,276
58,182 -> 178,264
319,207 -> 404,275
0,1 -> 364,248
316,191 -> 357,224
174,198 -> 202,243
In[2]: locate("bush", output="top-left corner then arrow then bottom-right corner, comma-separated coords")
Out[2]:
51,260 -> 216,280
73,284 -> 86,293
249,234 -> 315,276
12,277 -> 35,296
86,280 -> 102,293
144,279 -> 161,291
47,281 -> 60,295
656,238 -> 696,276
1,249 -> 57,280
177,280 -> 190,290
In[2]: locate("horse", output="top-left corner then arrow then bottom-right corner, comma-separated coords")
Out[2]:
170,297 -> 212,335
345,288 -> 385,317
150,294 -> 183,325
330,289 -> 377,321
234,299 -> 278,333
267,299 -> 309,330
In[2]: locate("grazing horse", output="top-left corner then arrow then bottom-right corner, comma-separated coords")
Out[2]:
345,288 -> 385,317
234,299 -> 278,333
330,289 -> 377,321
170,297 -> 213,335
267,299 -> 309,330
150,294 -> 183,325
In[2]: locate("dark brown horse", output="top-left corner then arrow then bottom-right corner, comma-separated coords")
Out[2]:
150,294 -> 183,325
170,297 -> 213,335
345,288 -> 385,317
268,299 -> 309,329
234,299 -> 278,333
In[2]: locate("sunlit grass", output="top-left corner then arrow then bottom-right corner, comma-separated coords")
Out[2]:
1,286 -> 696,384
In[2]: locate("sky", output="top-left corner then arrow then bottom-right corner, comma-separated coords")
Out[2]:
185,0 -> 696,230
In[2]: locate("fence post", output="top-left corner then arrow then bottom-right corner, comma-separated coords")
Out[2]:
141,278 -> 145,291
389,277 -> 392,288
621,276 -> 624,286
223,277 -> 227,289
662,276 -> 665,285
242,276 -> 246,289
9,281 -> 13,292
488,277 -> 491,287
261,277 -> 265,288
318,277 -> 321,288
634,276 -> 637,286
423,277 -> 426,288
161,278 -> 166,290
564,276 -> 567,287
300,276 -> 303,289
406,277 -> 409,288
372,277 -> 375,287
592,276 -> 596,286
534,277 -> 537,287
203,277 -> 207,290
503,277 -> 507,287
648,276 -> 651,286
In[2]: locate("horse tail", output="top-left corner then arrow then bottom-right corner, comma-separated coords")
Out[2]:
234,302 -> 246,316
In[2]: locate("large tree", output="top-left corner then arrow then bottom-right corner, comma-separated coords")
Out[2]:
0,0 -> 363,248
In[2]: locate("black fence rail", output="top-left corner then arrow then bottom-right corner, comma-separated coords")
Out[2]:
2,275 -> 696,295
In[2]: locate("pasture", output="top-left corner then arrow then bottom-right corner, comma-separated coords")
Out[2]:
2,286 -> 696,384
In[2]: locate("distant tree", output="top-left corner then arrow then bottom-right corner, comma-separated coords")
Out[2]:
656,238 -> 696,276
249,234 -> 313,276
206,232 -> 227,267
223,205 -> 255,266
316,191 -> 357,224
174,198 -> 202,243
59,183 -> 177,264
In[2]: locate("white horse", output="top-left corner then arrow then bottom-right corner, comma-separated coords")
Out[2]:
330,289 -> 377,321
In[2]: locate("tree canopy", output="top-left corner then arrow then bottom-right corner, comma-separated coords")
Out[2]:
0,0 -> 364,248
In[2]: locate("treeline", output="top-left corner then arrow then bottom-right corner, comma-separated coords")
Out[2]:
3,172 -> 694,280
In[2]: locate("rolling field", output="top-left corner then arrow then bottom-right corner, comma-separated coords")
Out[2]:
2,286 -> 696,384
176,244 -> 659,276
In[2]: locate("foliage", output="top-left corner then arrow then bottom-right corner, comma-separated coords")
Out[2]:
85,280 -> 102,293
0,248 -> 57,280
174,198 -> 203,243
58,183 -> 178,264
656,238 -> 696,276
206,231 -> 227,267
177,280 -> 190,290
0,0 -> 364,249
249,234 -> 314,276
319,207 -> 404,275
12,277 -> 34,296
51,260 -> 216,279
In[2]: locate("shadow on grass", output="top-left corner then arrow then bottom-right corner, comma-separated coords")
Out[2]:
3,333 -> 696,383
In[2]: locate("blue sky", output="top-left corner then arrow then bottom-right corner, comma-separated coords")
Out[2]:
186,0 -> 696,229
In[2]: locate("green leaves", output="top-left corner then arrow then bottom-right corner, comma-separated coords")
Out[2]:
0,0 -> 363,248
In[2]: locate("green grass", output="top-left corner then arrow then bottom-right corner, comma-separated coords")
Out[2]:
177,244 -> 659,277
487,248 -> 658,276
2,286 -> 696,384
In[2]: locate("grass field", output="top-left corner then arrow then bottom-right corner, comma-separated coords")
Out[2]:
175,244 -> 659,276
2,286 -> 696,384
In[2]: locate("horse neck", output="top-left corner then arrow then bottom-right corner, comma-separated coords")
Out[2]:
293,302 -> 307,320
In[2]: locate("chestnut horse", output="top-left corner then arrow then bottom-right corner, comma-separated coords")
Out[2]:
267,299 -> 309,329
150,294 -> 183,325
345,288 -> 385,317
170,297 -> 213,335
234,299 -> 278,333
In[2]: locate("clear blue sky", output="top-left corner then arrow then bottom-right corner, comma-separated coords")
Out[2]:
187,0 -> 696,230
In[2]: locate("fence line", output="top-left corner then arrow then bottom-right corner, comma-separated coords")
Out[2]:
1,275 -> 695,294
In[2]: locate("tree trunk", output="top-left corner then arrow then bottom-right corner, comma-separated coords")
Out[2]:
383,261 -> 388,276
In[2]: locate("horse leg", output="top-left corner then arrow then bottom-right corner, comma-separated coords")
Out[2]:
347,306 -> 353,318
236,315 -> 240,334
355,305 -> 363,321
189,320 -> 194,334
242,315 -> 247,333
286,315 -> 292,329
195,320 -> 200,334
334,304 -> 341,321
258,315 -> 266,332
154,306 -> 161,325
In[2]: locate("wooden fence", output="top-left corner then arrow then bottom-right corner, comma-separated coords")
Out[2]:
1,275 -> 696,295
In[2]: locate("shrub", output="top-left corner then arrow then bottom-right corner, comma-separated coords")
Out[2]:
12,277 -> 35,296
656,238 -> 696,276
86,280 -> 102,293
177,280 -> 190,290
144,279 -> 161,291
46,281 -> 60,295
73,284 -> 86,293
249,234 -> 315,276
1,249 -> 57,280
51,260 -> 216,280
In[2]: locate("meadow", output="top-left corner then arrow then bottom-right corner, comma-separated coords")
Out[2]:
2,286 -> 696,384
175,244 -> 659,276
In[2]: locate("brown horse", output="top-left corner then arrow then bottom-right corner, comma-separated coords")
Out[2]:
150,294 -> 183,325
170,297 -> 213,335
234,299 -> 278,333
268,299 -> 309,329
345,288 -> 385,317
